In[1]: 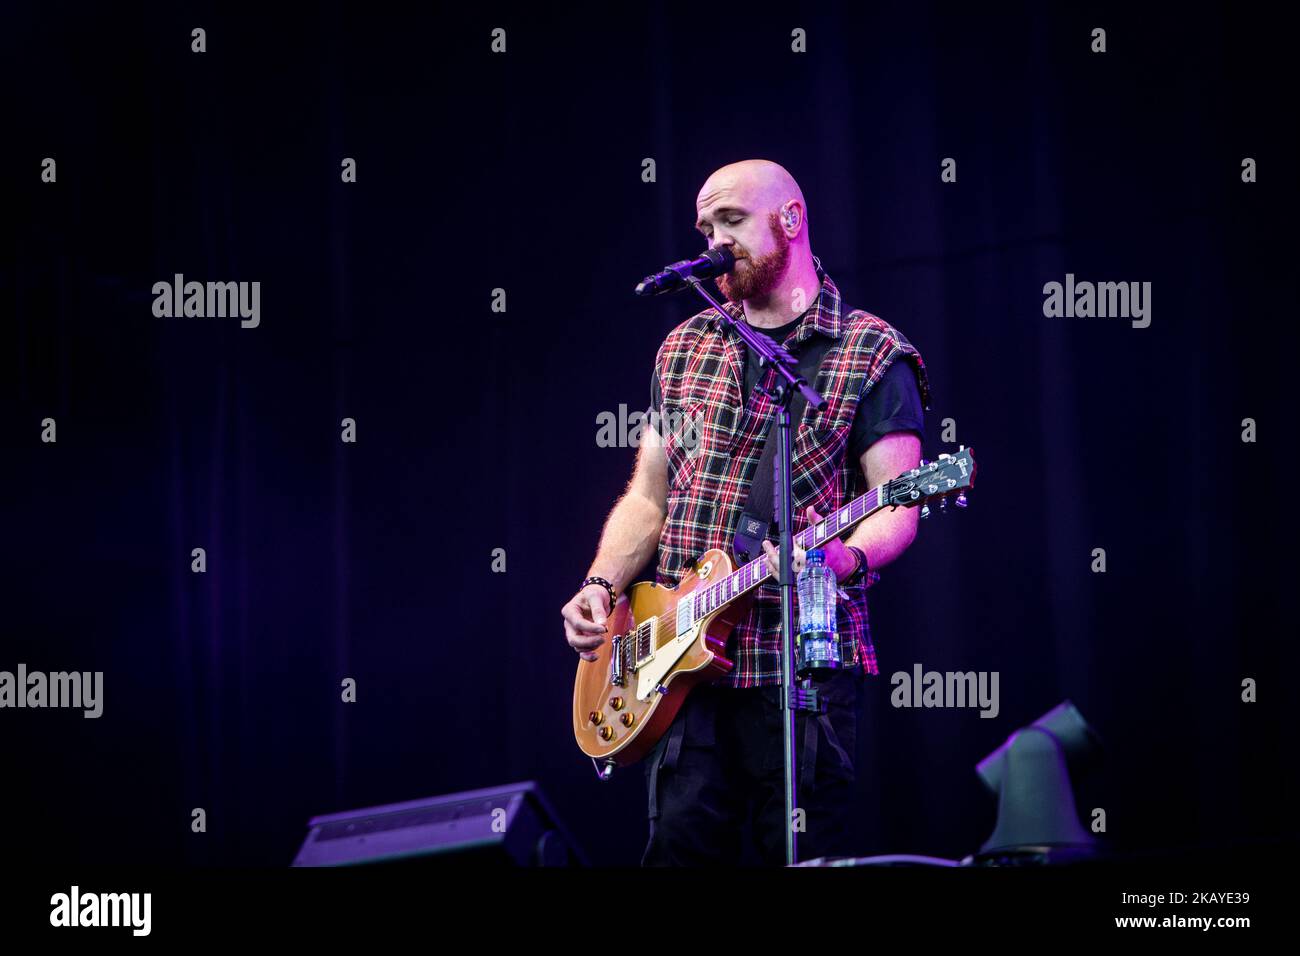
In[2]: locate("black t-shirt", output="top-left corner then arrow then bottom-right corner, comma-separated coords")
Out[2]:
650,315 -> 924,462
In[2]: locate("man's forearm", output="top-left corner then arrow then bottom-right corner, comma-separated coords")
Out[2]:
586,493 -> 666,594
843,507 -> 917,575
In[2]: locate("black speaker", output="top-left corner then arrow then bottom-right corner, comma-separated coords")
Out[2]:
291,781 -> 588,867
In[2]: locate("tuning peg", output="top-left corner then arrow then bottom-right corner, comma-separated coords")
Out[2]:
955,492 -> 968,508
919,458 -> 928,468
920,503 -> 931,519
938,496 -> 947,512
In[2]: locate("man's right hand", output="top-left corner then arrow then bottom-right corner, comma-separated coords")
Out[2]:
562,584 -> 615,662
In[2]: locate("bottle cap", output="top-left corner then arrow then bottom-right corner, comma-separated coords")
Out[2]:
806,548 -> 825,564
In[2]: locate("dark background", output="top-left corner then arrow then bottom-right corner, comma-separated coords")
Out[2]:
3,1 -> 1295,867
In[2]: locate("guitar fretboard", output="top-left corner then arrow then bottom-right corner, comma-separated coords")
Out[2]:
690,484 -> 885,620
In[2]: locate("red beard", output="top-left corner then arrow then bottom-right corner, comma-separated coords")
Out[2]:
716,211 -> 791,302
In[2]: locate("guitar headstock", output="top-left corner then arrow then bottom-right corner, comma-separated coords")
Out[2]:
884,446 -> 977,517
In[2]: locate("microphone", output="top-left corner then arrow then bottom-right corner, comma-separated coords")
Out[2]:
635,247 -> 736,297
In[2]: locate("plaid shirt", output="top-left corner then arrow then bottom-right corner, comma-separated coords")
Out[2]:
652,264 -> 932,688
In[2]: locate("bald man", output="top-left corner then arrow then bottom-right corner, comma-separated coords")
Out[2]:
561,160 -> 932,865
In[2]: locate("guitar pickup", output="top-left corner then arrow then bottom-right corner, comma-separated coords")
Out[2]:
676,600 -> 693,637
633,618 -> 657,670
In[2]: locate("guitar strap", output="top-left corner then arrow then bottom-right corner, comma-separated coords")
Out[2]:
731,333 -> 831,564
802,704 -> 854,790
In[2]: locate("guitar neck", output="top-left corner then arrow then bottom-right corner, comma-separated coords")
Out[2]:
689,484 -> 887,620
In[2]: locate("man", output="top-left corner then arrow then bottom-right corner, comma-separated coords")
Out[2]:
561,159 -> 931,865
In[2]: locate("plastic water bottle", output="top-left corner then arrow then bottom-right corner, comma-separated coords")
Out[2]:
796,548 -> 841,674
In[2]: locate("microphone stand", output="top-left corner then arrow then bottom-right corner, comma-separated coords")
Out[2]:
679,272 -> 827,867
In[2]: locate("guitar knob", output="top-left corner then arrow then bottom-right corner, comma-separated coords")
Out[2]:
920,503 -> 931,520
599,726 -> 614,741
608,696 -> 624,710
620,712 -> 635,727
955,492 -> 968,508
588,711 -> 605,726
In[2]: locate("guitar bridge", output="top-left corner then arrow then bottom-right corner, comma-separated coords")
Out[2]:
609,633 -> 625,687
609,618 -> 657,686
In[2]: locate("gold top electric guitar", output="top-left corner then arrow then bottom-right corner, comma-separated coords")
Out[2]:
573,447 -> 977,771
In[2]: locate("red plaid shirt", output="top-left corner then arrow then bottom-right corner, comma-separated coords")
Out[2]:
652,266 -> 931,688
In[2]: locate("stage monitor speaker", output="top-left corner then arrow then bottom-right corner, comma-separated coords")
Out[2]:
291,780 -> 588,867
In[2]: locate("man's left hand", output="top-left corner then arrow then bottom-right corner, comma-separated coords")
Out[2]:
761,505 -> 858,582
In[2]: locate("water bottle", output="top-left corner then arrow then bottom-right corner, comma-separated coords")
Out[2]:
796,548 -> 841,674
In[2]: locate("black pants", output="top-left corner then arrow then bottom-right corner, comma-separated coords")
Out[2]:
640,665 -> 865,866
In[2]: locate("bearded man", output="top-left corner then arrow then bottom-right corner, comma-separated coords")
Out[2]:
561,159 -> 931,865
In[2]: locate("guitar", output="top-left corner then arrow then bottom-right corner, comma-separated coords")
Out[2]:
573,447 -> 977,771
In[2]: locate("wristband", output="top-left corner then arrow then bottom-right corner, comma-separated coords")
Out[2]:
580,575 -> 616,608
845,546 -> 868,584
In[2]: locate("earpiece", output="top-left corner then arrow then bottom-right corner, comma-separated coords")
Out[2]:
782,207 -> 798,228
